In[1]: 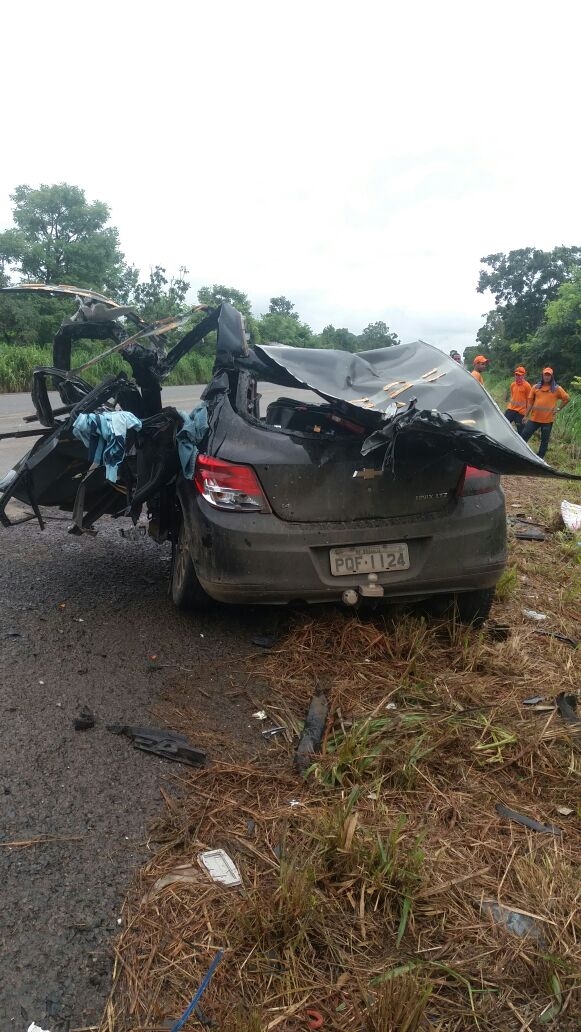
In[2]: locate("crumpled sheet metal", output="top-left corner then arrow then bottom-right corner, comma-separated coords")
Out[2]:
253,341 -> 580,480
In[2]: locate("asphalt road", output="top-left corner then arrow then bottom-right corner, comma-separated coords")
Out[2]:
0,386 -> 207,475
0,384 -> 288,1029
0,384 -> 310,475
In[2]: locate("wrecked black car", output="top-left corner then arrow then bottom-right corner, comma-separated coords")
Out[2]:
1,284 -> 577,625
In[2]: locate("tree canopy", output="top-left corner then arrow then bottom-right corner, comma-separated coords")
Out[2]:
474,246 -> 581,385
477,247 -> 581,342
0,183 -> 125,291
0,184 -> 403,357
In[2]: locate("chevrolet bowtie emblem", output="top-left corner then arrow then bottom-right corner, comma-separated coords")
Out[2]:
352,468 -> 382,480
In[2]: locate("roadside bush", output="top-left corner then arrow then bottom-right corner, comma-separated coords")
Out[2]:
0,342 -> 214,392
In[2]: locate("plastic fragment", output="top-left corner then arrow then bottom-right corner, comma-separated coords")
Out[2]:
198,849 -> 242,886
556,806 -> 574,817
495,802 -> 562,835
481,900 -> 544,943
561,499 -> 581,531
523,608 -> 548,621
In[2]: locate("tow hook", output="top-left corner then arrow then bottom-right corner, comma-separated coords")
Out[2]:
342,573 -> 385,606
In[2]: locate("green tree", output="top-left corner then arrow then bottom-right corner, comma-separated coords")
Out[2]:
315,324 -> 358,352
477,246 -> 581,342
258,311 -> 313,347
131,265 -> 190,322
523,272 -> 581,386
357,320 -> 400,350
197,284 -> 253,317
0,183 -> 125,290
268,296 -> 296,317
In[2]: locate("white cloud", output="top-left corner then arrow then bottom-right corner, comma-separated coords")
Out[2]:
1,0 -> 580,354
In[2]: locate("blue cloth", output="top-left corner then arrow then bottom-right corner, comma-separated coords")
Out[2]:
176,403 -> 209,478
73,410 -> 142,482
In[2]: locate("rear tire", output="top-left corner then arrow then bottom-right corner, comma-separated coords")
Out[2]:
452,587 -> 495,627
422,587 -> 496,627
171,518 -> 208,610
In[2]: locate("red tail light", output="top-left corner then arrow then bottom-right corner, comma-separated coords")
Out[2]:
194,455 -> 270,512
457,465 -> 498,496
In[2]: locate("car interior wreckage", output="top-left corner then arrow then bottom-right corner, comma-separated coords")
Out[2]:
0,283 -> 578,610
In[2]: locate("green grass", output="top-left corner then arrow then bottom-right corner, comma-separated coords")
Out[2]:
0,341 -> 214,392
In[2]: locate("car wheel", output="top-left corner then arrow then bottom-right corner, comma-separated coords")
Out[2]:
452,587 -> 496,627
171,519 -> 208,610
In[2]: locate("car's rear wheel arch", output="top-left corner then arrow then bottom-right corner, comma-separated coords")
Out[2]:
171,506 -> 208,610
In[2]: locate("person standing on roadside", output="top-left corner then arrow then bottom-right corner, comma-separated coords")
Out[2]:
521,367 -> 570,459
504,365 -> 531,433
471,355 -> 489,385
450,350 -> 463,365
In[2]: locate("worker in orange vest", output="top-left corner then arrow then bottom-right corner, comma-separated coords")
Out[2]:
504,365 -> 531,433
521,367 -> 570,459
471,355 -> 489,385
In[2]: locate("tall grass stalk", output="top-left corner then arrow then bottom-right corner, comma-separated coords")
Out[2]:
0,342 -> 214,392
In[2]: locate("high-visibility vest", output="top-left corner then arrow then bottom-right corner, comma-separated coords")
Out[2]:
527,384 -> 570,424
507,380 -> 531,414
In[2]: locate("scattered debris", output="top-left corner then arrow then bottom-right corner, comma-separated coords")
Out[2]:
261,725 -> 287,738
495,803 -> 562,835
252,634 -> 279,649
561,499 -> 581,532
168,949 -> 224,1032
151,865 -> 204,894
253,710 -> 268,721
385,701 -> 397,710
306,1009 -> 325,1029
522,608 -> 548,621
508,517 -> 547,541
481,900 -> 544,943
555,691 -> 580,725
27,1024 -> 53,1032
3,628 -> 21,639
295,691 -> 329,773
522,695 -> 545,706
73,706 -> 95,731
198,850 -> 242,887
107,725 -> 206,767
556,806 -> 574,817
487,622 -> 511,642
534,629 -> 579,648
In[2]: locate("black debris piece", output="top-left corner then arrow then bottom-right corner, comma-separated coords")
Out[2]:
535,630 -> 580,649
73,706 -> 96,731
294,691 -> 329,774
514,526 -> 546,541
107,724 -> 206,767
555,691 -> 580,724
495,802 -> 562,836
487,622 -> 511,642
252,635 -> 279,649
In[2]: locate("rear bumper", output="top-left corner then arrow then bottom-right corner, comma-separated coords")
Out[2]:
178,481 -> 507,604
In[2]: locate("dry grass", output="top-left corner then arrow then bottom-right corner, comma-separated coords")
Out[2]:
100,474 -> 581,1032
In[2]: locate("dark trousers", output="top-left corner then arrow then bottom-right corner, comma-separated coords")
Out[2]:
521,420 -> 553,459
504,409 -> 524,433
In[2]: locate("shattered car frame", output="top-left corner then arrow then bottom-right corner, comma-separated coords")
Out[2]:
1,284 -> 577,622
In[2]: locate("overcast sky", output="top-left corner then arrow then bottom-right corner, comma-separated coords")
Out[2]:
2,0 -> 580,353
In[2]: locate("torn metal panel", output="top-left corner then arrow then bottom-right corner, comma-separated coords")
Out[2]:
250,341 -> 580,480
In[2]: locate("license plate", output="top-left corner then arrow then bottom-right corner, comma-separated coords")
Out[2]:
330,542 -> 410,577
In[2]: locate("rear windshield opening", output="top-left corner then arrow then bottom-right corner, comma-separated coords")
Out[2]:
241,381 -> 368,439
